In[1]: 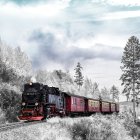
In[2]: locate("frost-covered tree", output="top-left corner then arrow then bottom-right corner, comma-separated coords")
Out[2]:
35,69 -> 76,93
14,47 -> 32,76
36,70 -> 49,84
84,78 -> 92,90
1,43 -> 32,86
83,78 -> 93,97
78,78 -> 100,98
92,82 -> 100,98
74,62 -> 84,91
101,87 -> 110,100
0,42 -> 32,85
0,84 -> 21,122
0,40 -> 33,122
120,36 -> 140,100
110,85 -> 119,102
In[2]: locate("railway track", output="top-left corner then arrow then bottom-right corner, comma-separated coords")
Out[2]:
0,120 -> 46,132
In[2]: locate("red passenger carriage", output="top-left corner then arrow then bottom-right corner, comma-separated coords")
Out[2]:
65,93 -> 85,116
110,103 -> 116,112
101,101 -> 110,112
86,99 -> 100,113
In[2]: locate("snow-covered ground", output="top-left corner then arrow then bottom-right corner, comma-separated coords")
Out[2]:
0,119 -> 71,140
0,115 -> 134,140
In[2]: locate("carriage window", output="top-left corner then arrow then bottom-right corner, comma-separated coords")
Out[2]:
75,98 -> 77,105
72,98 -> 75,105
80,100 -> 83,106
72,98 -> 74,104
94,102 -> 96,107
91,101 -> 93,107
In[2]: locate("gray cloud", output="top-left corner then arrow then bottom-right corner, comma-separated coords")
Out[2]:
29,30 -> 123,69
0,0 -> 132,88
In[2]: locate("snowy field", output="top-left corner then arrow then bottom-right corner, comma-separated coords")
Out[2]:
0,114 -> 134,140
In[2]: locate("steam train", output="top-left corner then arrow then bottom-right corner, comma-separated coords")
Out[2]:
18,82 -> 119,121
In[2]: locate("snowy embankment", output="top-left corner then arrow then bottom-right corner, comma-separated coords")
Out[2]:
0,113 -> 135,140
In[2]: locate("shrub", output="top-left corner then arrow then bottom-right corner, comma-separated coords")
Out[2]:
71,119 -> 92,140
69,114 -> 134,140
0,87 -> 21,122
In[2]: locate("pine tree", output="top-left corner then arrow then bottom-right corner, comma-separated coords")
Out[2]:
110,85 -> 119,102
74,62 -> 84,91
120,36 -> 140,100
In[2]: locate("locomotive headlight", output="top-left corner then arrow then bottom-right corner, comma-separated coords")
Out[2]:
35,102 -> 39,106
29,82 -> 32,85
22,102 -> 26,106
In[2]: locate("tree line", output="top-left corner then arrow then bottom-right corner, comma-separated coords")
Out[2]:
73,62 -> 119,102
74,36 -> 140,104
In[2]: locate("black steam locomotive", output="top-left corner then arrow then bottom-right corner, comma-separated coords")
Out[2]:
18,82 -> 65,120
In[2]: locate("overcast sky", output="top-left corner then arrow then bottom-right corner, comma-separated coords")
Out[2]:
1,0 -> 140,92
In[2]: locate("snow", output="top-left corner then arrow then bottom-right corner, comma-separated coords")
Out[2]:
0,118 -> 71,140
0,115 -> 134,140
